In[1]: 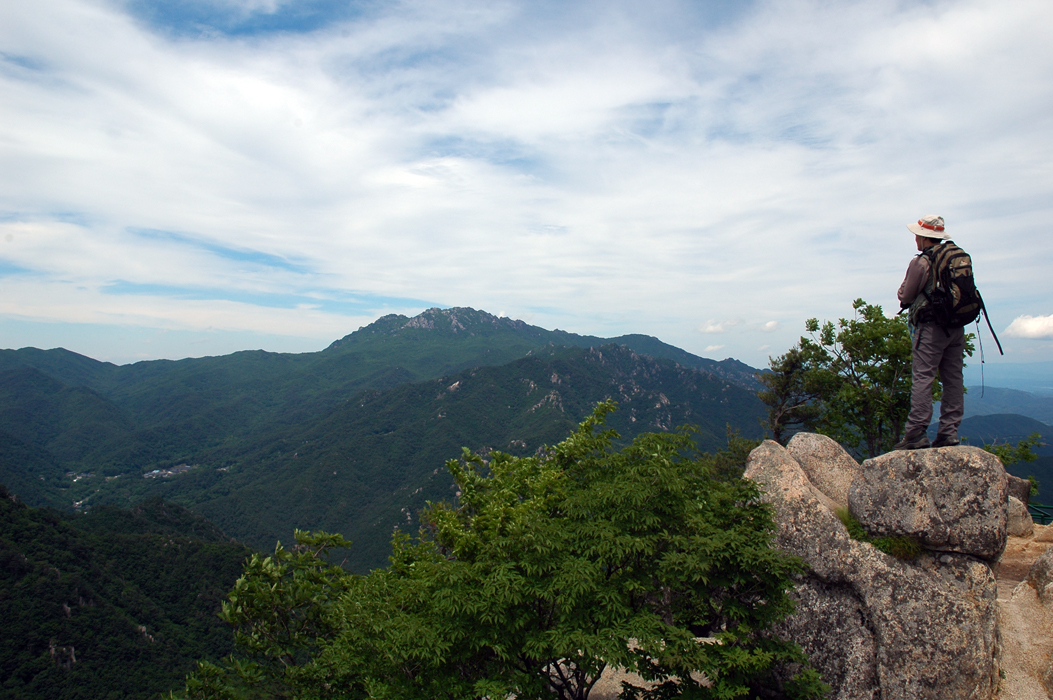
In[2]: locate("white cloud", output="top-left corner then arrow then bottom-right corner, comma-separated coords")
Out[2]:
221,0 -> 286,13
0,275 -> 377,340
699,320 -> 740,334
0,0 -> 1052,367
1005,315 -> 1053,339
704,345 -> 725,353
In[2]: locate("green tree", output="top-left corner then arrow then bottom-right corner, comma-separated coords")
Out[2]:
756,345 -> 824,445
324,403 -> 825,700
176,404 -> 827,699
444,407 -> 823,698
170,531 -> 356,699
762,299 -> 938,458
981,432 -> 1041,468
802,300 -> 915,458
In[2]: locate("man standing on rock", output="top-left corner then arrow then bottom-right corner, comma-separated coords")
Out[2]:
894,215 -> 966,450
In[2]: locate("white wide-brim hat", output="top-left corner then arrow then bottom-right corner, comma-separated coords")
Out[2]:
907,215 -> 950,239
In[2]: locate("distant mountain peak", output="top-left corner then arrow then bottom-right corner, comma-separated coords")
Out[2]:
401,307 -> 529,333
328,307 -> 535,348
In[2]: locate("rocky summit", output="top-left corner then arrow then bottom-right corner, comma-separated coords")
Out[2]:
745,436 -> 1008,700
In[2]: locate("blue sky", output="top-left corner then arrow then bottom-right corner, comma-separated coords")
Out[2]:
1,0 -> 1052,382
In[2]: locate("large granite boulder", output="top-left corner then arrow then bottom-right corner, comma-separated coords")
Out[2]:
848,446 -> 1008,560
745,440 -> 999,700
1027,547 -> 1053,604
786,432 -> 859,510
1008,496 -> 1035,538
1007,473 -> 1032,506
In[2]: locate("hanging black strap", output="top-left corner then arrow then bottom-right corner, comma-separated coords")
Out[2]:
978,290 -> 1004,356
976,319 -> 986,398
974,290 -> 1002,399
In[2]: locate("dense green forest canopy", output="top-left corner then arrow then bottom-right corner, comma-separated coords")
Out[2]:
0,490 -> 250,700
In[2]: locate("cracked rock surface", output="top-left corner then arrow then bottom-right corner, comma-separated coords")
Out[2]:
746,439 -> 1001,700
848,446 -> 1008,561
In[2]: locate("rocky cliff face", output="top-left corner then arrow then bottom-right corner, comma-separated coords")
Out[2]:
745,435 -> 1006,700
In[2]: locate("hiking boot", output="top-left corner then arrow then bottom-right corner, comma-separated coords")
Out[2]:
893,432 -> 931,451
932,435 -> 960,448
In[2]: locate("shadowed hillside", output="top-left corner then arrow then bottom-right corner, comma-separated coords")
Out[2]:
0,490 -> 250,700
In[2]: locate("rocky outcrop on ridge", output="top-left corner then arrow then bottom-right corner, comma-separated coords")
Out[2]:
745,438 -> 1005,700
786,432 -> 857,510
848,446 -> 1008,560
1007,473 -> 1033,506
1026,546 -> 1053,604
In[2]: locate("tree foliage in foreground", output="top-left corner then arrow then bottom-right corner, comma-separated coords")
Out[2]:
759,299 -> 978,459
173,403 -> 827,699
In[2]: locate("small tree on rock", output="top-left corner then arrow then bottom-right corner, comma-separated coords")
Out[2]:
760,299 -> 913,458
760,298 -> 976,458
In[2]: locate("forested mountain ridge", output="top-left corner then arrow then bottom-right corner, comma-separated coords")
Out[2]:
0,307 -> 759,402
0,428 -> 70,510
95,344 -> 766,571
324,307 -> 762,390
0,307 -> 757,477
0,308 -> 766,571
0,490 -> 250,700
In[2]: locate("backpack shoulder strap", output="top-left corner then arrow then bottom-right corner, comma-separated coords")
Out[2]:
919,247 -> 939,292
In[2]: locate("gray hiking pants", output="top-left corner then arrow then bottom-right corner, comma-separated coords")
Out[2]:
906,322 -> 966,440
